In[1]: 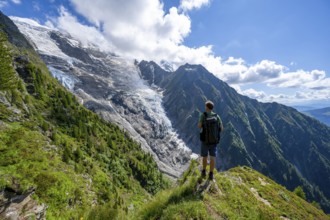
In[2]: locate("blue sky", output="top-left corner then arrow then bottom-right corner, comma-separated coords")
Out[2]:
1,0 -> 330,107
186,0 -> 330,69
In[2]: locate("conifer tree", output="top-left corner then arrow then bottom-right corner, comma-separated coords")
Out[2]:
0,32 -> 17,90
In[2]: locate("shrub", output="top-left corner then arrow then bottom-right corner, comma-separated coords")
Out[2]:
293,186 -> 306,200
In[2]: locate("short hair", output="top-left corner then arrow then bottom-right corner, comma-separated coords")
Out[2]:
205,100 -> 214,110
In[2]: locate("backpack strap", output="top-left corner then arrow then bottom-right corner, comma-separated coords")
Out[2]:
203,112 -> 207,123
200,112 -> 206,129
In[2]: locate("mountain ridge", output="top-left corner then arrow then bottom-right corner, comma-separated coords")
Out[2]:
0,11 -> 168,218
137,160 -> 330,219
138,60 -> 330,212
10,15 -> 194,178
303,107 -> 330,127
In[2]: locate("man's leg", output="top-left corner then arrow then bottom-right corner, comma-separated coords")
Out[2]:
209,145 -> 217,180
202,156 -> 208,170
201,143 -> 208,177
209,156 -> 215,172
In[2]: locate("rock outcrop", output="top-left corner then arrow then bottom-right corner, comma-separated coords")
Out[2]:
0,188 -> 47,220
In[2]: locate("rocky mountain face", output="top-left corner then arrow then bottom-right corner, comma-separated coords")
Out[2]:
1,11 -> 167,219
138,61 -> 330,212
11,16 -> 194,178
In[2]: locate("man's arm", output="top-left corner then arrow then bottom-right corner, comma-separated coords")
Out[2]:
218,115 -> 224,132
198,113 -> 203,128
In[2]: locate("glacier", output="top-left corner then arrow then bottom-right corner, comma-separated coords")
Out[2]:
12,17 -> 196,177
48,66 -> 79,90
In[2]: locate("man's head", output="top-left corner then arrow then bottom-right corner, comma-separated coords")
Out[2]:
205,100 -> 214,112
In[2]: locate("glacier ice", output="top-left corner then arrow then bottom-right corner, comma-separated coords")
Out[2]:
12,16 -> 194,177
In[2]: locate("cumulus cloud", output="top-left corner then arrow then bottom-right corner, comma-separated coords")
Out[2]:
238,87 -> 330,105
42,0 -> 329,105
11,0 -> 20,4
228,61 -> 330,103
0,0 -> 21,8
0,1 -> 8,8
216,60 -> 286,84
179,0 -> 211,11
243,60 -> 285,83
47,6 -> 113,51
218,58 -> 330,102
240,88 -> 267,100
49,0 -> 224,67
58,0 -> 194,61
33,1 -> 40,11
266,69 -> 329,89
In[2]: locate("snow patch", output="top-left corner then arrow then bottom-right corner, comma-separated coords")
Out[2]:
185,67 -> 196,72
11,16 -> 72,60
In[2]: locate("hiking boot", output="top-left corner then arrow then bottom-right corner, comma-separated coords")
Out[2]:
201,169 -> 206,178
209,172 -> 214,180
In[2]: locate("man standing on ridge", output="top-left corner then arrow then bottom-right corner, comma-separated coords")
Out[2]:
198,100 -> 223,180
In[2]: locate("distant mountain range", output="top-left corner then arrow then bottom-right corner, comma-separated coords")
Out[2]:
138,60 -> 330,212
303,107 -> 330,127
2,11 -> 330,214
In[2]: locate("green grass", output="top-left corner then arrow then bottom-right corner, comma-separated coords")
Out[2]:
0,122 -> 89,218
133,163 -> 330,220
0,30 -> 169,219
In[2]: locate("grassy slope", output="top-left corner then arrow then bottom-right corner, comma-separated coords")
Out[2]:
0,30 -> 169,219
137,160 -> 330,220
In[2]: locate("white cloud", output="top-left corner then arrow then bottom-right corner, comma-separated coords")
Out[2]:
11,0 -> 21,4
56,0 -> 193,61
238,87 -> 330,105
0,0 -> 8,8
240,88 -> 267,100
47,6 -> 113,51
11,16 -> 44,28
179,0 -> 211,11
266,69 -> 329,89
230,62 -> 330,104
304,77 -> 330,90
47,1 -> 250,84
243,60 -> 285,83
42,0 -> 330,105
33,1 -> 40,11
0,0 -> 21,8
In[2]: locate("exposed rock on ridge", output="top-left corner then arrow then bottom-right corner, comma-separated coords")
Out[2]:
0,188 -> 47,220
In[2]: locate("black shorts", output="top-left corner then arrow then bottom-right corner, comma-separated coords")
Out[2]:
201,143 -> 217,157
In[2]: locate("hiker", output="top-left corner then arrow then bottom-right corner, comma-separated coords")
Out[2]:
198,100 -> 223,180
